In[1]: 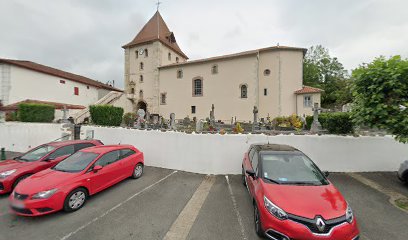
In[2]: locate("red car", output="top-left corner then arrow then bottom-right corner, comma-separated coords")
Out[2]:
242,144 -> 359,240
9,145 -> 144,216
0,140 -> 103,194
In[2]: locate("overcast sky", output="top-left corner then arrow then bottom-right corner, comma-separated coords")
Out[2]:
1,0 -> 407,89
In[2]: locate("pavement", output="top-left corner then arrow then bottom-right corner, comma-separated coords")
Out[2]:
0,160 -> 407,239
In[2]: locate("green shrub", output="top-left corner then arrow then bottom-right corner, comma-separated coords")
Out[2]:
306,112 -> 353,134
123,112 -> 136,126
5,112 -> 20,121
273,115 -> 303,129
18,103 -> 55,122
90,105 -> 124,126
305,116 -> 314,130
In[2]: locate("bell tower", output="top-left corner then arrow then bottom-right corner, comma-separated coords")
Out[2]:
122,11 -> 188,115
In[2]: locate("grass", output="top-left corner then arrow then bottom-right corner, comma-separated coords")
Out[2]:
395,198 -> 408,211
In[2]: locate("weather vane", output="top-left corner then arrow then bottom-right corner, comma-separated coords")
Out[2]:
156,0 -> 162,11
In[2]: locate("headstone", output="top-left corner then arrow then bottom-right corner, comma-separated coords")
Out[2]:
252,106 -> 259,131
196,119 -> 203,132
169,113 -> 176,130
310,103 -> 323,133
152,115 -> 159,124
210,104 -> 215,124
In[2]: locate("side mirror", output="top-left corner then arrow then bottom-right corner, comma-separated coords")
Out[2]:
93,165 -> 103,173
246,169 -> 257,179
323,171 -> 330,177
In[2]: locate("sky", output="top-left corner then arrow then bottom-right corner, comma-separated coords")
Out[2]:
1,0 -> 407,89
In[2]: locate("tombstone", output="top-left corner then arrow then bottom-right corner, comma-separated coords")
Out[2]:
252,106 -> 259,131
146,111 -> 150,121
196,119 -> 204,132
169,113 -> 176,130
310,103 -> 323,133
210,104 -> 215,124
152,115 -> 159,125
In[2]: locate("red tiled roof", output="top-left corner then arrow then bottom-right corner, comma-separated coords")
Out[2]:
0,58 -> 123,92
122,11 -> 188,59
0,99 -> 86,111
294,86 -> 323,94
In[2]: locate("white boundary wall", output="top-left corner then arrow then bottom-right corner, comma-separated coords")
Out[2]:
1,122 -> 407,174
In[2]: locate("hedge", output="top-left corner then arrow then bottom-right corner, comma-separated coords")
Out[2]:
18,103 -> 55,122
89,105 -> 124,126
306,112 -> 354,134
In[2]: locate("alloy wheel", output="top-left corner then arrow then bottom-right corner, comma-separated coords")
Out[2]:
69,191 -> 86,209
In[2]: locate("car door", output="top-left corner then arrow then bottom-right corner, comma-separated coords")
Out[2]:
89,150 -> 121,193
247,149 -> 259,197
117,149 -> 137,179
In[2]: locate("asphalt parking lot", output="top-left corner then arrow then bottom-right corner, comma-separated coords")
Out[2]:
0,158 -> 408,240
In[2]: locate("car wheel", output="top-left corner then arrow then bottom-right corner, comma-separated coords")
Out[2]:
254,203 -> 265,238
12,174 -> 32,190
132,163 -> 144,179
64,188 -> 88,212
242,167 -> 247,187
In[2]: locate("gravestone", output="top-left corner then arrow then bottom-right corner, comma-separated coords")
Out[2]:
310,103 -> 323,133
196,119 -> 203,132
252,106 -> 259,131
210,104 -> 215,125
152,115 -> 159,125
169,113 -> 176,130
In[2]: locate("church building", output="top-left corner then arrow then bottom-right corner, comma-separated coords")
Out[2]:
123,11 -> 322,122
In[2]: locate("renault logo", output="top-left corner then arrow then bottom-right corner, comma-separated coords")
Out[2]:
316,217 -> 326,232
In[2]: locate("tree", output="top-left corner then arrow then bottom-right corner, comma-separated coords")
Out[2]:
352,56 -> 408,142
303,45 -> 352,108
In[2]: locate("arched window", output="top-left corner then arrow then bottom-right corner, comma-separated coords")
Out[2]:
240,84 -> 248,98
168,52 -> 171,61
140,62 -> 144,70
211,64 -> 218,74
145,49 -> 148,57
176,57 -> 179,63
193,78 -> 203,96
139,90 -> 143,99
177,69 -> 183,79
264,69 -> 271,76
140,75 -> 144,82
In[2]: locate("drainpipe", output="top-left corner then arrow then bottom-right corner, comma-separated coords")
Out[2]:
256,51 -> 260,109
278,50 -> 282,116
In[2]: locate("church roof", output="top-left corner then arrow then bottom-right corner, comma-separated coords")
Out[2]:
294,86 -> 323,94
122,11 -> 188,59
0,58 -> 122,92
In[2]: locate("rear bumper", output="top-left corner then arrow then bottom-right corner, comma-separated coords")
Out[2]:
9,191 -> 64,216
259,205 -> 359,240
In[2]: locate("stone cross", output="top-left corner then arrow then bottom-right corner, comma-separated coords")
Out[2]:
252,106 -> 259,132
169,113 -> 176,130
310,103 -> 323,133
210,104 -> 215,125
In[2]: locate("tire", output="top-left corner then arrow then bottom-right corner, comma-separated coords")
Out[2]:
254,203 -> 265,238
12,174 -> 32,190
132,163 -> 144,179
63,188 -> 88,212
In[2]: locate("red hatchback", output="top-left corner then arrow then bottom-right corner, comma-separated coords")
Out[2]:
242,144 -> 359,240
9,145 -> 144,216
0,140 -> 103,194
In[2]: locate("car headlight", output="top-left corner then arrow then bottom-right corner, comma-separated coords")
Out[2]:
0,169 -> 17,179
346,204 -> 354,223
264,196 -> 288,220
32,189 -> 58,199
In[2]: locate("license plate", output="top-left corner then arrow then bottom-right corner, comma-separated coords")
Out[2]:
11,201 -> 25,209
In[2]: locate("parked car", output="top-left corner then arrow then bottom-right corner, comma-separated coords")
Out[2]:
0,140 -> 103,194
397,160 -> 408,183
9,145 -> 144,216
242,144 -> 360,240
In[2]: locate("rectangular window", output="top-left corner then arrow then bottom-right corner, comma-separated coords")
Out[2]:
74,87 -> 79,96
193,79 -> 203,96
60,80 -> 65,84
264,88 -> 268,96
161,93 -> 167,105
304,95 -> 312,107
191,106 -> 196,114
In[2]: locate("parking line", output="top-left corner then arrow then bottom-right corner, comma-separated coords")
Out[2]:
225,175 -> 248,240
60,170 -> 178,240
163,175 -> 216,240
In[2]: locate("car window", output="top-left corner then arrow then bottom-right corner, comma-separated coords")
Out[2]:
18,145 -> 56,162
94,150 -> 121,167
252,152 -> 259,174
120,149 -> 136,159
249,148 -> 256,162
75,143 -> 95,152
47,145 -> 75,160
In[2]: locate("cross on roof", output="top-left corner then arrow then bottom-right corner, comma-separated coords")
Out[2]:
156,0 -> 162,11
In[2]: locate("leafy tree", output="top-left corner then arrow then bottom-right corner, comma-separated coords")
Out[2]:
303,45 -> 352,108
352,56 -> 408,142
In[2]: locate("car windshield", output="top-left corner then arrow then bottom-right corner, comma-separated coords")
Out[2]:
18,145 -> 56,162
261,152 -> 328,185
53,151 -> 99,173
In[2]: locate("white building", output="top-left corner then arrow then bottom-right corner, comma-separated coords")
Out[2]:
123,11 -> 322,122
0,58 -> 123,121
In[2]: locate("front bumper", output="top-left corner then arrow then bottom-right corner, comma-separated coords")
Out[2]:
0,178 -> 13,194
9,191 -> 64,216
259,205 -> 359,240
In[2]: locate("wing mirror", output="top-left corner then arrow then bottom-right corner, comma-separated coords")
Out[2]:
246,169 -> 257,179
93,165 -> 103,173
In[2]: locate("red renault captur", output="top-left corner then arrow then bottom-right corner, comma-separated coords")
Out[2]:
0,140 -> 103,194
9,145 -> 144,216
242,144 -> 359,240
